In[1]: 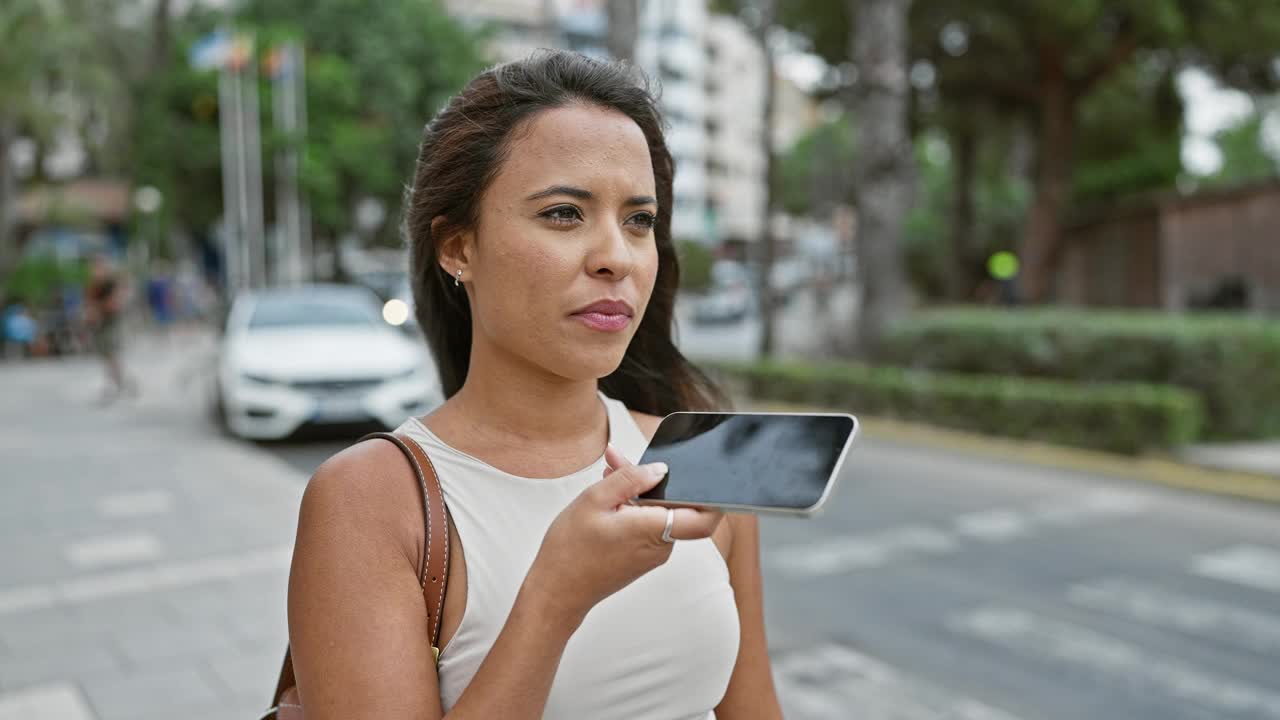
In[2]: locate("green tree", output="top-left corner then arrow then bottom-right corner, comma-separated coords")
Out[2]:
913,0 -> 1280,301
131,0 -> 489,273
777,112 -> 856,218
779,1 -> 1280,304
0,0 -> 119,273
1206,109 -> 1280,187
236,0 -> 489,250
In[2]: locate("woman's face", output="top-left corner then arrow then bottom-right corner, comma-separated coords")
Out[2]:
453,103 -> 660,381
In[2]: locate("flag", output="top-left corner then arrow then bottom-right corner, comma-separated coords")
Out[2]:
189,30 -> 254,71
189,30 -> 231,70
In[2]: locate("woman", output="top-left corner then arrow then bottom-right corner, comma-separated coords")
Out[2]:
287,50 -> 783,719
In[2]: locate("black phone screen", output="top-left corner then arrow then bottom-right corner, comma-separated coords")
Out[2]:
637,412 -> 856,511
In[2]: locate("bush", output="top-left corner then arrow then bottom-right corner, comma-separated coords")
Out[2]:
709,359 -> 1204,455
0,257 -> 88,308
676,239 -> 714,293
880,308 -> 1280,441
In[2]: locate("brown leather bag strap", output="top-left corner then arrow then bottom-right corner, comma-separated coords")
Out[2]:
270,431 -> 450,710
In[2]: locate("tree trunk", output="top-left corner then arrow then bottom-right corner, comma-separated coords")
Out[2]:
755,0 -> 779,359
1020,48 -> 1075,304
606,0 -> 638,63
849,0 -> 915,358
151,0 -> 173,70
0,119 -> 17,276
947,118 -> 977,301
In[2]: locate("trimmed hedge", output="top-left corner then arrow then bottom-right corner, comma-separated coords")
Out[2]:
881,308 -> 1280,441
710,360 -> 1204,455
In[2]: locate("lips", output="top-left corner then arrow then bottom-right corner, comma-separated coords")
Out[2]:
570,298 -> 634,333
571,299 -> 635,317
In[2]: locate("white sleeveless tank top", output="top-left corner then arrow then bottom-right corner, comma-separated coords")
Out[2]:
394,390 -> 740,719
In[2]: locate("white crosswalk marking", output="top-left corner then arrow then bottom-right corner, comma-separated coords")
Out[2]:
953,510 -> 1029,541
0,545 -> 292,615
1192,545 -> 1280,594
773,644 -> 1026,720
770,526 -> 958,575
97,489 -> 175,518
64,532 -> 163,568
0,682 -> 96,720
770,489 -> 1149,578
1069,578 -> 1280,656
950,607 -> 1280,718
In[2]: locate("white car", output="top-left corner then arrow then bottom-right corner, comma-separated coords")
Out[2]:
213,284 -> 441,440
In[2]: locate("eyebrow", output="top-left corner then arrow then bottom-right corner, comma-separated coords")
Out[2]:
525,184 -> 657,207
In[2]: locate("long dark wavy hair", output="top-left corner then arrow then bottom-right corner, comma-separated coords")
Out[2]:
404,49 -> 728,417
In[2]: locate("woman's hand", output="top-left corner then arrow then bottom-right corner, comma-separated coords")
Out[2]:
524,445 -> 725,627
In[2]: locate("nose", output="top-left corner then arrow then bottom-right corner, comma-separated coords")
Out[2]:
586,221 -> 636,281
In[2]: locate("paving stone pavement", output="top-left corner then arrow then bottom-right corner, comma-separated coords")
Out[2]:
0,330 -> 304,719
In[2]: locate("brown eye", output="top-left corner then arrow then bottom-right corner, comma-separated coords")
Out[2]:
627,212 -> 656,231
540,206 -> 582,225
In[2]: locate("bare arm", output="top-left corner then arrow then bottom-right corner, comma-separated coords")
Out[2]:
715,513 -> 785,719
287,443 -> 582,720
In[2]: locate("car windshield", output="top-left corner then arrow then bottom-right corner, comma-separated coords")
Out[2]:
247,294 -> 379,330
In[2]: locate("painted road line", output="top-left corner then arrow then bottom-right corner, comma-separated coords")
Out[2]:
774,643 -> 1026,720
953,509 -> 1029,541
0,682 -> 96,720
770,526 -> 958,575
1029,488 -> 1149,526
65,532 -> 164,569
1069,578 -> 1280,656
97,490 -> 174,518
950,606 -> 1280,718
772,489 -> 1149,578
1192,545 -> 1280,594
0,545 -> 292,615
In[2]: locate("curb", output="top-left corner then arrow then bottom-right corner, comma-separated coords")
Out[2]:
749,400 -> 1280,506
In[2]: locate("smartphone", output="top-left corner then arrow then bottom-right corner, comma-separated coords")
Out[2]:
634,411 -> 859,517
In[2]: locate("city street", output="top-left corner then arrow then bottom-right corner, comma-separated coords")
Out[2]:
3,329 -> 1279,719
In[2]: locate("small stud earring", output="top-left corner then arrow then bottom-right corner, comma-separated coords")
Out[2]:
455,268 -> 462,287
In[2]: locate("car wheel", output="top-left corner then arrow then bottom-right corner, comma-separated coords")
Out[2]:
210,381 -> 231,436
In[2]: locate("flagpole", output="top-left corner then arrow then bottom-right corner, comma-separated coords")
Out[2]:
217,56 -> 242,298
242,45 -> 267,289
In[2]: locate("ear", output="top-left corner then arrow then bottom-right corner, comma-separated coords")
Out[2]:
432,216 -> 475,276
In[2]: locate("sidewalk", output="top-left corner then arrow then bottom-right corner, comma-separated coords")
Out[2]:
1179,442 -> 1280,478
0,331 -> 305,720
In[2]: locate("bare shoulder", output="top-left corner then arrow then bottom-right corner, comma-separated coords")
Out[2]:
289,439 -> 443,716
300,439 -> 422,573
627,409 -> 664,442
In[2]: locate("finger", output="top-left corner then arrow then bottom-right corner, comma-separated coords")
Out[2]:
666,507 -> 725,540
604,444 -> 630,473
594,460 -> 667,506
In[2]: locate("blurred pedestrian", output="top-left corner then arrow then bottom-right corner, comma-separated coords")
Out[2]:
146,260 -> 175,336
281,50 -> 780,720
84,254 -> 138,404
2,296 -> 38,360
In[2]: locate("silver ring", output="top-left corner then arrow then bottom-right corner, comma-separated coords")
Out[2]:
660,508 -> 675,543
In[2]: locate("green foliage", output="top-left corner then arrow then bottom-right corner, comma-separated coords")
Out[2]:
711,358 -> 1203,454
132,21 -> 225,236
236,0 -> 490,245
777,112 -> 856,217
1205,110 -> 1280,187
880,308 -> 1280,441
676,239 -> 714,293
0,256 -> 87,307
132,0 -> 489,246
1073,64 -> 1185,204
